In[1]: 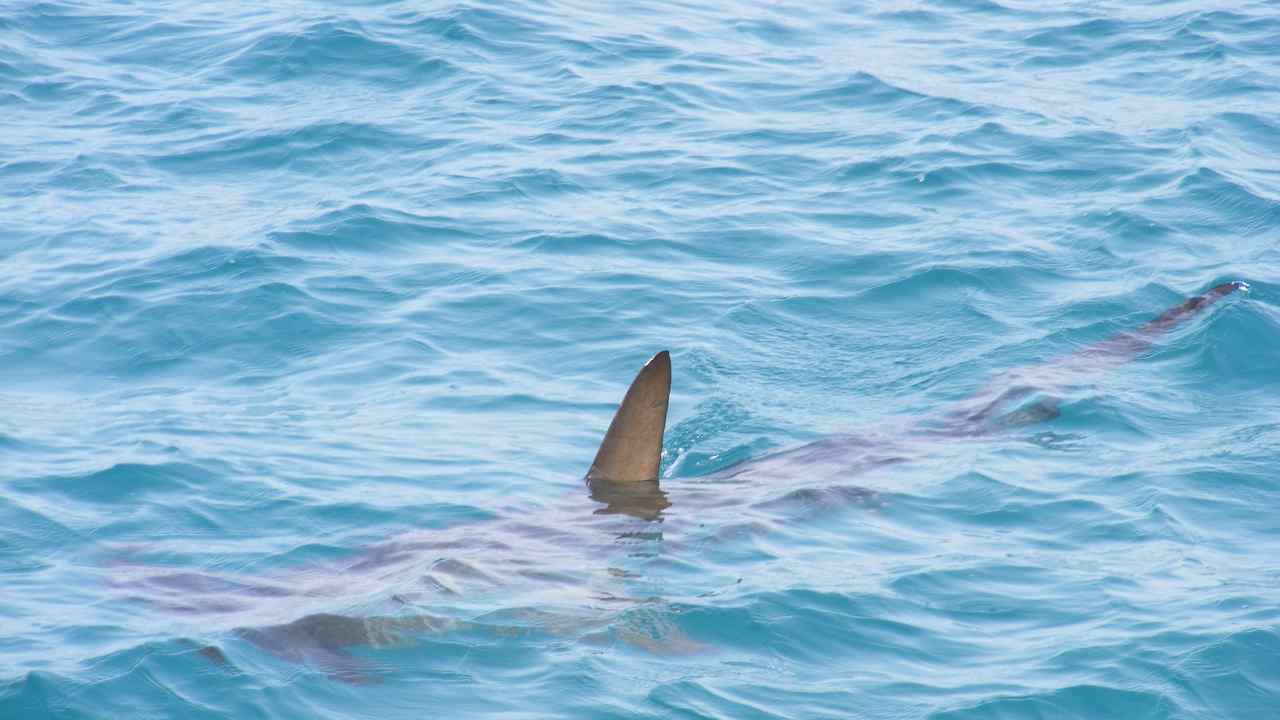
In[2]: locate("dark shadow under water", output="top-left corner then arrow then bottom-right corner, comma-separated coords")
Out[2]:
101,282 -> 1247,682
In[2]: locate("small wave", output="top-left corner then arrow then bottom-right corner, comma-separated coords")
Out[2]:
1025,18 -> 1127,50
148,122 -> 420,176
792,72 -> 983,121
934,685 -> 1178,719
0,496 -> 81,573
1171,167 -> 1280,233
269,203 -> 478,255
218,21 -> 459,87
394,5 -> 558,59
14,461 -> 218,504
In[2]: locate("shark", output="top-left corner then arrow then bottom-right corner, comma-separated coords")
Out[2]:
586,280 -> 1249,518
114,280 -> 1246,682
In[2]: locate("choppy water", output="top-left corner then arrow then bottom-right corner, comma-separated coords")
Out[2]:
3,0 -> 1280,717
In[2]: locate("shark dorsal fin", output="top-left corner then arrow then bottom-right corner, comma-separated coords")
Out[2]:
586,351 -> 670,485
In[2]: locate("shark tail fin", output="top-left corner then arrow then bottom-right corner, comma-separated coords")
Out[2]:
1088,280 -> 1249,361
1137,280 -> 1249,337
586,351 -> 671,485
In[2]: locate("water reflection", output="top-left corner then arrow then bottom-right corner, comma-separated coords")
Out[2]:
587,477 -> 671,521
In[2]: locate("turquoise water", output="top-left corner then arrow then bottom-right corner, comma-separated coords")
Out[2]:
3,0 -> 1280,717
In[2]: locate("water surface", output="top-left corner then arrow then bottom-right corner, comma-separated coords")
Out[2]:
2,1 -> 1279,718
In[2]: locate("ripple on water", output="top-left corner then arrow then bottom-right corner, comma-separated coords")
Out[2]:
2,0 -> 1279,717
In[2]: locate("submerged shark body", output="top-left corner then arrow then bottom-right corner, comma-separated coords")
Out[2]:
591,281 -> 1249,516
119,281 -> 1246,682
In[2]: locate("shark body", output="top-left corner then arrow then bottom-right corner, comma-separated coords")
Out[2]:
590,281 -> 1249,517
119,281 -> 1246,681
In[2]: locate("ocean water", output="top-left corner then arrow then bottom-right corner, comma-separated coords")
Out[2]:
2,0 -> 1279,717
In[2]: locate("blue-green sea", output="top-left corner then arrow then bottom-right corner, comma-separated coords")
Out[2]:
3,1 -> 1279,718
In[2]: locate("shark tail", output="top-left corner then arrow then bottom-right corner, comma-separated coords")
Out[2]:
934,281 -> 1249,436
1086,280 -> 1249,361
1136,280 -> 1248,336
586,351 -> 671,486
